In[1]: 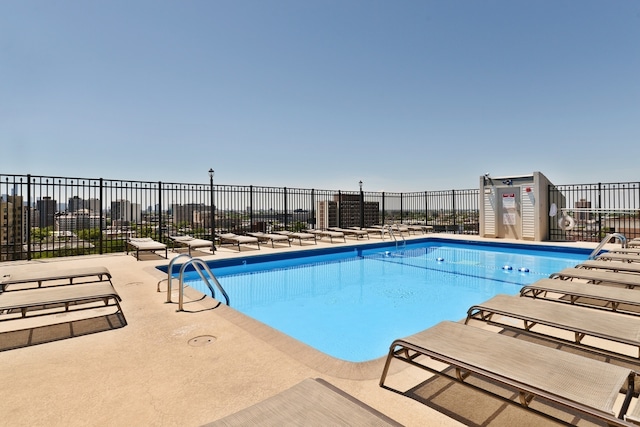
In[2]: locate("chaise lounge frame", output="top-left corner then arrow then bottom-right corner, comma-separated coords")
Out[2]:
217,233 -> 261,251
520,278 -> 640,315
577,260 -> 640,274
247,232 -> 291,248
0,282 -> 126,326
206,378 -> 402,426
549,268 -> 640,289
126,237 -> 168,260
466,294 -> 640,360
273,231 -> 317,245
380,321 -> 637,426
1,266 -> 113,292
169,235 -> 215,256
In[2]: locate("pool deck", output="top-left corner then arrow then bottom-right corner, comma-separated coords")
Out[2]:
0,234 -> 608,426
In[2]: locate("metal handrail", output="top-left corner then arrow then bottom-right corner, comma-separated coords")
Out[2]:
385,224 -> 406,250
587,232 -> 628,260
158,253 -> 193,301
178,258 -> 229,311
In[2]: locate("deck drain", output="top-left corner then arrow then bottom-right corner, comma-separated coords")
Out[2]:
188,335 -> 217,347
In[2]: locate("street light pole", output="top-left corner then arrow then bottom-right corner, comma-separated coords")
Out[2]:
359,180 -> 364,229
209,168 -> 216,253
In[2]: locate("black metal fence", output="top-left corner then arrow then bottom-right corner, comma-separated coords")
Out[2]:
3,173 -> 638,262
549,182 -> 640,242
0,174 -> 478,261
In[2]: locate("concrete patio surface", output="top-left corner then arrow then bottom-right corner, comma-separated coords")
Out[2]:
0,233 -> 614,426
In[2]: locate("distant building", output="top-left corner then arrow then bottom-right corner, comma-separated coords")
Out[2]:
1,195 -> 26,261
172,203 -> 206,227
111,200 -> 141,224
316,194 -> 380,229
36,196 -> 57,228
57,210 -> 104,232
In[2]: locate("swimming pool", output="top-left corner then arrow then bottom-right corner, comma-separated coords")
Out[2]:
167,238 -> 590,362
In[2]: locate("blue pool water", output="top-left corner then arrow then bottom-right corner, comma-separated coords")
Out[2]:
170,239 -> 590,362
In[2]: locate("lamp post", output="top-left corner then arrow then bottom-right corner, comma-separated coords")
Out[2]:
359,180 -> 364,229
209,168 -> 216,252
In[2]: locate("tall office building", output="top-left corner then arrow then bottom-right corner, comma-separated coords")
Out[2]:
111,200 -> 141,224
316,194 -> 380,229
36,196 -> 57,228
1,195 -> 25,261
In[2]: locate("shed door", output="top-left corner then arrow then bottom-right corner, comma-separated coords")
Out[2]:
498,188 -> 521,239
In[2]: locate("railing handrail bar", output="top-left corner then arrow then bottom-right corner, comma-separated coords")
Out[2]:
587,233 -> 628,260
162,253 -> 192,302
178,258 -> 229,311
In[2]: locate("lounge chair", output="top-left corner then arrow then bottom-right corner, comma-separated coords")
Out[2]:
304,229 -> 346,243
327,227 -> 369,239
549,267 -> 640,289
379,321 -> 636,425
206,378 -> 402,426
169,235 -> 214,255
608,248 -> 640,255
0,265 -> 112,292
577,260 -> 640,274
0,281 -> 126,326
466,294 -> 640,359
405,224 -> 433,234
217,233 -> 260,251
521,278 -> 640,315
126,237 -> 167,260
273,231 -> 317,245
247,232 -> 291,248
596,252 -> 640,263
359,227 -> 390,239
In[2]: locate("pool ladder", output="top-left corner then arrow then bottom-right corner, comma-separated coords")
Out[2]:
158,254 -> 229,311
587,232 -> 628,260
385,225 -> 406,250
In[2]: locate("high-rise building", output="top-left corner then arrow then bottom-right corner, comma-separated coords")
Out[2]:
36,196 -> 57,228
1,195 -> 25,261
111,200 -> 141,224
317,194 -> 380,229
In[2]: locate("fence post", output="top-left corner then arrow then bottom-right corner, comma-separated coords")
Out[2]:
359,183 -> 364,229
249,185 -> 254,231
99,178 -> 104,254
311,189 -> 316,229
158,182 -> 163,241
382,192 -> 385,225
424,191 -> 428,227
338,190 -> 342,228
27,174 -> 32,261
452,190 -> 457,231
284,187 -> 288,230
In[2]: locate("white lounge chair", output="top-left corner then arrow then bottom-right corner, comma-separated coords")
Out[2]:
247,232 -> 291,248
217,233 -> 260,251
126,237 -> 167,260
274,231 -> 317,245
304,229 -> 346,243
328,227 -> 369,239
170,235 -> 214,255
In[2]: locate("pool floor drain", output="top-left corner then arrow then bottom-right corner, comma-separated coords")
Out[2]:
188,335 -> 217,347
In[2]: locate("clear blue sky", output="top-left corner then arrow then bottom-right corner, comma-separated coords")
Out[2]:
2,1 -> 639,192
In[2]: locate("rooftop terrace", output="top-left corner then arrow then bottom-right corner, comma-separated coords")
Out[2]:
1,233 -> 624,426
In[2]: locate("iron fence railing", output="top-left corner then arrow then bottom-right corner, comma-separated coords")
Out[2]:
0,174 -> 478,262
549,182 -> 640,242
3,173 -> 638,262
